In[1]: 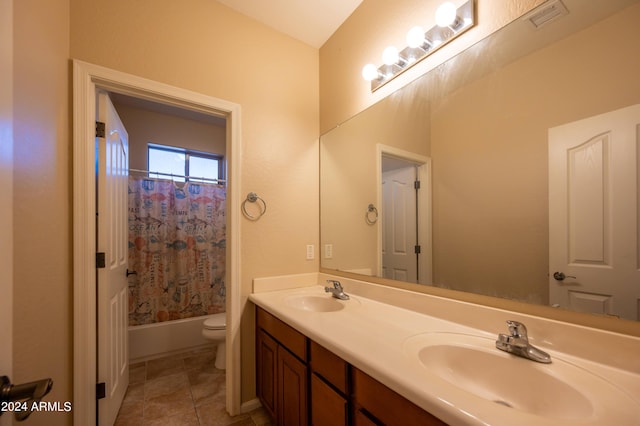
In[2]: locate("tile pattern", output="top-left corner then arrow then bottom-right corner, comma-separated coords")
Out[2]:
115,347 -> 272,426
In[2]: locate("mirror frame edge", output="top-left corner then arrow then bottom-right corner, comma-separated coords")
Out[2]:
320,268 -> 640,337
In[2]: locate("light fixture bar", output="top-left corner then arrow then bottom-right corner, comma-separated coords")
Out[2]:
364,0 -> 475,91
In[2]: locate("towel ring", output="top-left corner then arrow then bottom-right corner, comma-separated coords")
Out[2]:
242,192 -> 267,220
365,204 -> 378,225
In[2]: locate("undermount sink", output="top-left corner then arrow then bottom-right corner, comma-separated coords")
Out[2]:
285,295 -> 346,312
403,333 -> 639,424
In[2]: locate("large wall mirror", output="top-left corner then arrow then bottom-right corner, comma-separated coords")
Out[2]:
320,0 -> 640,322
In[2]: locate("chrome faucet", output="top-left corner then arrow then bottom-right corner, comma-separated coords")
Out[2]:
495,320 -> 551,363
324,280 -> 350,300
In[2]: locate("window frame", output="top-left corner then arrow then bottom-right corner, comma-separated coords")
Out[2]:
147,143 -> 225,183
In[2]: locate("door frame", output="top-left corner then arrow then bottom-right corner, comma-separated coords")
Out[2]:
72,60 -> 242,425
376,144 -> 432,285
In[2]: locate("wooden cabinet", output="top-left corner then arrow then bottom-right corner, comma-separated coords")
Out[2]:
256,306 -> 448,426
256,328 -> 278,420
278,345 -> 308,426
256,308 -> 308,426
309,340 -> 349,425
353,368 -> 447,426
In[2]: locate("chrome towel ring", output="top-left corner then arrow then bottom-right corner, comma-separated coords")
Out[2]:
365,204 -> 378,225
242,192 -> 267,220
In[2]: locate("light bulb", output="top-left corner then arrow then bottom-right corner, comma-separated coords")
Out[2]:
406,26 -> 425,48
362,64 -> 379,81
382,46 -> 399,65
435,2 -> 457,27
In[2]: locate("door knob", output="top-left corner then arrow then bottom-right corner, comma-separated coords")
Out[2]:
553,271 -> 576,281
1,375 -> 53,421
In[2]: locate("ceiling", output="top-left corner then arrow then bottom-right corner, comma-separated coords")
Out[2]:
216,0 -> 363,48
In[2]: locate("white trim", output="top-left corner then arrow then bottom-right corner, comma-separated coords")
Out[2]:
73,60 -> 242,425
240,398 -> 262,414
376,144 -> 432,284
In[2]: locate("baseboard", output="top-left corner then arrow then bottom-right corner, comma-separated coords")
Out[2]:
129,343 -> 214,364
240,398 -> 262,414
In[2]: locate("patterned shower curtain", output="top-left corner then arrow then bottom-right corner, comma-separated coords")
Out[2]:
128,176 -> 226,326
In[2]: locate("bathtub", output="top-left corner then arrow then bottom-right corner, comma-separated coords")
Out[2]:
128,315 -> 215,362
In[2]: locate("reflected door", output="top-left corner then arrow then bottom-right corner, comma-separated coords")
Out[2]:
549,104 -> 640,320
382,166 -> 418,282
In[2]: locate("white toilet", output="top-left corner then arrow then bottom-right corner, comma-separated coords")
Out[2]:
202,312 -> 226,370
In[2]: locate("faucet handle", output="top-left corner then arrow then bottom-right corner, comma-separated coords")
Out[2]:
506,320 -> 528,339
326,279 -> 343,290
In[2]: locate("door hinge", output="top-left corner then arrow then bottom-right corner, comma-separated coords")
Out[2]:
96,121 -> 106,138
96,252 -> 106,269
414,180 -> 421,190
415,245 -> 421,254
96,382 -> 106,400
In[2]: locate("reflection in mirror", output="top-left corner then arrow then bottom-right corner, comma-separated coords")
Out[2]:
320,0 -> 640,321
380,147 -> 431,284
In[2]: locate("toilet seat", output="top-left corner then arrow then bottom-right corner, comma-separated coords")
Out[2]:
203,313 -> 226,330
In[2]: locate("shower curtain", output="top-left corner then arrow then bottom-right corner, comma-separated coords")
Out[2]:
128,176 -> 226,326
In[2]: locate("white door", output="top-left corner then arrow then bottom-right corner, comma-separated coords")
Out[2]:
549,104 -> 640,320
382,166 -> 418,282
96,92 -> 129,425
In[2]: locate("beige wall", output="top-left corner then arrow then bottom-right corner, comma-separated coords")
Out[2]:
319,0 -> 545,133
13,0 -> 72,425
1,1 -> 13,417
70,0 -> 320,407
13,1 -> 318,424
113,103 -> 227,171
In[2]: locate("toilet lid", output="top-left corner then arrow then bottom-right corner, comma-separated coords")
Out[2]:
203,313 -> 226,330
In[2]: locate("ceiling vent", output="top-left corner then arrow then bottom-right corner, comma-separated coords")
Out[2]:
522,0 -> 569,29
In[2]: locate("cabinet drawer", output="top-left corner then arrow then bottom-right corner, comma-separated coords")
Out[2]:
257,307 -> 307,361
353,368 -> 447,426
311,374 -> 348,425
310,340 -> 349,394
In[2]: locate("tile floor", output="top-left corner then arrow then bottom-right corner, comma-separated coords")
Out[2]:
115,346 -> 272,426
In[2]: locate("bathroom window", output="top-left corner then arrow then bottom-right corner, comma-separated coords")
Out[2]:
148,143 -> 224,183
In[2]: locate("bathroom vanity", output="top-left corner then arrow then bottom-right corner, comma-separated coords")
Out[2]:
250,274 -> 640,426
256,306 -> 444,425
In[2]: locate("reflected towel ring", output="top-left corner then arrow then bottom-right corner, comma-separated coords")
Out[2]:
365,204 -> 378,225
242,192 -> 267,220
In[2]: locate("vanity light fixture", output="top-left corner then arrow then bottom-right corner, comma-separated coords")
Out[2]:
435,2 -> 459,28
362,0 -> 475,91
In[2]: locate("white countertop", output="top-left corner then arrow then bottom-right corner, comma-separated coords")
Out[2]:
249,277 -> 640,426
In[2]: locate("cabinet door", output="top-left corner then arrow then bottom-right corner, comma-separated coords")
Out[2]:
311,373 -> 348,426
353,409 -> 380,426
257,329 -> 278,421
353,368 -> 446,426
278,347 -> 308,426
